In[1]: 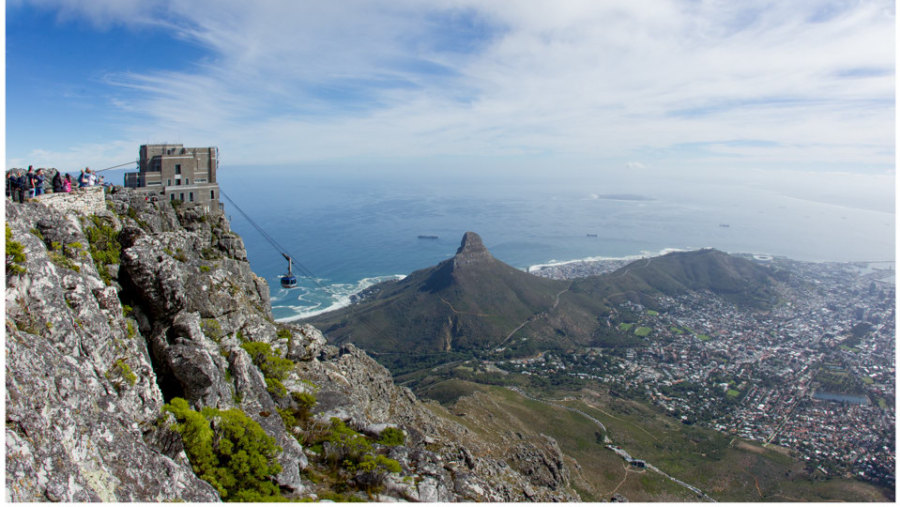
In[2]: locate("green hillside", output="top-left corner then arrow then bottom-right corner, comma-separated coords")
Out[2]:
427,381 -> 892,502
306,236 -> 777,369
568,248 -> 778,309
307,232 -> 567,354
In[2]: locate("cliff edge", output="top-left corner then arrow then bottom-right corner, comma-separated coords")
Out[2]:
5,188 -> 578,502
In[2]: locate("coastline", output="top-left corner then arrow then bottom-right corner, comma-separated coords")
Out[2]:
274,273 -> 406,322
275,247 -> 704,322
273,247 -> 895,323
526,247 -> 695,280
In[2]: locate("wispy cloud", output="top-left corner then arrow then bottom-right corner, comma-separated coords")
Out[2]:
8,0 -> 895,172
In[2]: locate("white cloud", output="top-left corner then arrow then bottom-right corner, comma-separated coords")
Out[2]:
10,0 -> 896,171
625,162 -> 647,170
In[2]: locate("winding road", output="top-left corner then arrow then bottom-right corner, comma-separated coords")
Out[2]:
507,387 -> 716,502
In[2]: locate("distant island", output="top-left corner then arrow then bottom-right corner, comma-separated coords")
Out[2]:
590,193 -> 655,201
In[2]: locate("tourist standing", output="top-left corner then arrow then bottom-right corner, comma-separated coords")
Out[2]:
15,170 -> 26,202
78,169 -> 87,189
25,167 -> 35,199
34,169 -> 45,196
6,171 -> 15,201
52,171 -> 63,193
63,174 -> 73,193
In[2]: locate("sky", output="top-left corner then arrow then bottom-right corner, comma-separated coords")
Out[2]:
4,0 -> 896,195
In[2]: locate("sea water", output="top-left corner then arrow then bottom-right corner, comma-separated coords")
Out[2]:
216,166 -> 894,322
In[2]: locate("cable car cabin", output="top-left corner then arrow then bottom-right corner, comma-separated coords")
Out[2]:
281,255 -> 297,288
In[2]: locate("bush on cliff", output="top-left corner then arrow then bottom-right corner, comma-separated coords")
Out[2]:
163,397 -> 285,502
314,418 -> 403,493
241,341 -> 294,398
84,215 -> 121,284
6,224 -> 26,275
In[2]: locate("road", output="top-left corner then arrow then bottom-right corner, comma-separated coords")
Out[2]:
498,287 -> 570,346
507,387 -> 716,502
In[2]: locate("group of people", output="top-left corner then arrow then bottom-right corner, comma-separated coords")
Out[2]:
6,166 -> 104,203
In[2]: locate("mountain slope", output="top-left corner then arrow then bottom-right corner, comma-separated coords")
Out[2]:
308,237 -> 778,361
309,232 -> 568,354
568,248 -> 778,309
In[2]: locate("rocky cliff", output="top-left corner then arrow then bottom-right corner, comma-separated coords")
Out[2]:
5,188 -> 578,502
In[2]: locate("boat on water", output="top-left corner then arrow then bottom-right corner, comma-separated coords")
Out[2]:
586,233 -> 598,238
719,224 -> 730,228
417,235 -> 439,239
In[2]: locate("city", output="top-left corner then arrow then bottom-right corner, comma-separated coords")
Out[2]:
498,257 -> 895,488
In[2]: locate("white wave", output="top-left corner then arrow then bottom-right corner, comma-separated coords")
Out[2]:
273,273 -> 406,322
527,247 -> 696,273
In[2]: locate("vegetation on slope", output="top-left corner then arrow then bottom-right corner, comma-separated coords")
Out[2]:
163,397 -> 286,502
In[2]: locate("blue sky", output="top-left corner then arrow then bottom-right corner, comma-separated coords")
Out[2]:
4,0 -> 895,186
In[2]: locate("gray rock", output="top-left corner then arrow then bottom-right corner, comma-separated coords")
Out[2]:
6,190 -> 579,503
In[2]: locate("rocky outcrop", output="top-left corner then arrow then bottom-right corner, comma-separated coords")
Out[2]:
5,188 -> 579,502
452,231 -> 494,267
5,199 -> 219,502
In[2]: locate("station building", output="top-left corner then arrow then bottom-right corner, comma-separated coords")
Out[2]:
123,144 -> 221,211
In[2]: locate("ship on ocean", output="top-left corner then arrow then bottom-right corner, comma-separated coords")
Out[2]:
418,235 -> 439,239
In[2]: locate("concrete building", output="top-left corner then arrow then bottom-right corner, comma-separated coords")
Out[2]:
124,144 -> 221,211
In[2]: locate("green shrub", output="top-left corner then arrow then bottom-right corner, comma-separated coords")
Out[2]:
278,391 -> 317,433
241,342 -> 294,400
84,215 -> 121,284
201,319 -> 224,342
163,398 -> 285,501
6,225 -> 26,275
201,247 -> 221,260
49,251 -> 80,273
357,454 -> 402,475
106,358 -> 137,389
126,206 -> 150,229
266,378 -> 287,398
200,265 -> 211,273
378,427 -> 405,447
241,342 -> 293,382
29,227 -> 43,240
293,392 -> 317,418
276,328 -> 293,341
323,418 -> 372,468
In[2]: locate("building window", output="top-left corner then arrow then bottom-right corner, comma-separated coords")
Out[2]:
167,179 -> 171,186
170,193 -> 176,201
180,193 -> 184,201
185,178 -> 189,185
189,192 -> 194,202
175,164 -> 182,174
210,190 -> 215,200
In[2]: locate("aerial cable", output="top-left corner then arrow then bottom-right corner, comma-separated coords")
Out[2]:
219,188 -> 318,280
94,160 -> 139,172
218,187 -> 405,353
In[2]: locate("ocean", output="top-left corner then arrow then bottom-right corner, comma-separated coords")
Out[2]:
215,166 -> 895,322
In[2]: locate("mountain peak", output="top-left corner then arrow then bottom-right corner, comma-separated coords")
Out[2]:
457,231 -> 486,254
454,231 -> 492,266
